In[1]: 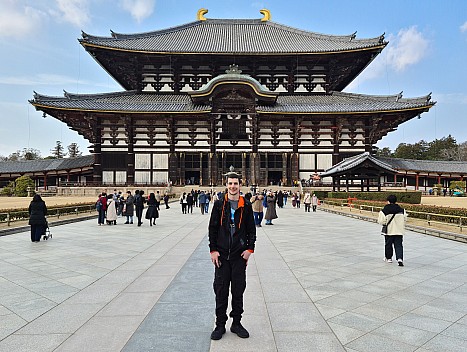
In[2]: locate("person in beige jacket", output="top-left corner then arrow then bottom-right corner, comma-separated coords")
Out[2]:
250,193 -> 264,227
377,194 -> 407,266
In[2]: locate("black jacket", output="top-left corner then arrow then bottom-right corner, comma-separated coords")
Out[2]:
209,195 -> 256,258
28,201 -> 47,225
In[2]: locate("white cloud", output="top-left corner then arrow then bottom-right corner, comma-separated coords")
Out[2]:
120,0 -> 156,23
461,21 -> 467,33
346,26 -> 429,91
53,0 -> 90,28
386,26 -> 429,72
0,1 -> 46,38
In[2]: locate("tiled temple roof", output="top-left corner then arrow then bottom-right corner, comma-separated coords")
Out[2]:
377,157 -> 467,174
320,152 -> 396,177
31,91 -> 433,114
80,19 -> 386,54
0,155 -> 94,174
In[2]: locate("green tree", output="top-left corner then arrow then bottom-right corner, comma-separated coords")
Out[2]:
426,135 -> 457,160
375,147 -> 393,157
0,181 -> 15,196
22,148 -> 41,160
67,143 -> 82,158
393,141 -> 429,160
14,175 -> 35,197
50,141 -> 66,159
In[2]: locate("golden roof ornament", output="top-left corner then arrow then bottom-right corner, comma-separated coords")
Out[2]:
260,9 -> 271,21
197,8 -> 208,21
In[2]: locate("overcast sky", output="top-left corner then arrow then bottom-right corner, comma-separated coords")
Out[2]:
1,0 -> 466,158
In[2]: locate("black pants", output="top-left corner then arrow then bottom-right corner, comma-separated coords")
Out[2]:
187,204 -> 193,213
136,207 -> 143,225
312,205 -> 317,212
30,224 -> 45,242
385,235 -> 403,260
213,256 -> 247,325
304,204 -> 311,212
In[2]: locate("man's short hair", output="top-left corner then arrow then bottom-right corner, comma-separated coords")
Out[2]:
387,194 -> 397,204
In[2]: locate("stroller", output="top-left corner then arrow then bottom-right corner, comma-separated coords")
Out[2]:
43,220 -> 52,240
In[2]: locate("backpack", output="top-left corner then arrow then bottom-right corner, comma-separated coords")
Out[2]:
262,196 -> 268,208
96,199 -> 102,211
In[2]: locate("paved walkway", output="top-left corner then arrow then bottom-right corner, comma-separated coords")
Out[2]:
0,204 -> 466,352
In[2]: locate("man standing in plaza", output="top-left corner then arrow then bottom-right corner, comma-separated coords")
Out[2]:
209,170 -> 256,340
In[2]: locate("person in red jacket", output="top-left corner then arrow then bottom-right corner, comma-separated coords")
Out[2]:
209,170 -> 256,340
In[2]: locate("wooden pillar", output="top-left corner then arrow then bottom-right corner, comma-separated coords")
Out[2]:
43,173 -> 47,190
242,152 -> 247,183
415,173 -> 419,190
199,152 -> 203,186
282,153 -> 288,185
179,152 -> 185,185
291,153 -> 299,186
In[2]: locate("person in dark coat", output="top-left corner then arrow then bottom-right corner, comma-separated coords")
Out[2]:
186,192 -> 194,213
277,190 -> 284,208
124,191 -> 135,224
134,190 -> 146,226
145,192 -> 159,226
264,192 -> 278,225
28,194 -> 47,242
163,193 -> 170,209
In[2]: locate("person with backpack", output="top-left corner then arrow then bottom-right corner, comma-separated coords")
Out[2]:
377,194 -> 407,266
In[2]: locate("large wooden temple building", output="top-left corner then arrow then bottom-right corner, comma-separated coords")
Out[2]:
30,9 -> 434,187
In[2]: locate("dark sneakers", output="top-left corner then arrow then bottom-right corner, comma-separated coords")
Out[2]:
230,322 -> 250,338
210,325 -> 226,340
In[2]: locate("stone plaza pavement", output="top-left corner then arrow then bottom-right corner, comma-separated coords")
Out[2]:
0,203 -> 466,352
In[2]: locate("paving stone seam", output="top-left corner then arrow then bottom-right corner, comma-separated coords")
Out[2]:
3,215 -> 205,347
52,217 -> 207,350
257,226 -> 346,349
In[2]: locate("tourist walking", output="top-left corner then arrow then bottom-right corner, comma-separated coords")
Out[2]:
146,192 -> 159,225
28,194 -> 47,242
277,190 -> 284,208
295,192 -> 301,208
97,192 -> 107,225
155,191 -> 161,211
283,191 -> 288,206
250,192 -> 264,227
186,192 -> 194,213
377,194 -> 407,266
180,192 -> 187,214
199,191 -> 207,215
205,192 -> 211,213
264,191 -> 278,225
135,190 -> 146,226
303,192 -> 311,212
209,170 -> 256,340
311,193 -> 319,212
163,193 -> 170,209
124,191 -> 135,224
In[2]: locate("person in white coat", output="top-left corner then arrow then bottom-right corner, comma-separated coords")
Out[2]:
377,194 -> 407,266
106,197 -> 118,225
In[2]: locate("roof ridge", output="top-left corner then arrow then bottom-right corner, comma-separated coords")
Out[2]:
80,18 -> 385,44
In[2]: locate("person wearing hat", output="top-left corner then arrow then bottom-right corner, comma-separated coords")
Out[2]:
208,169 -> 256,340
